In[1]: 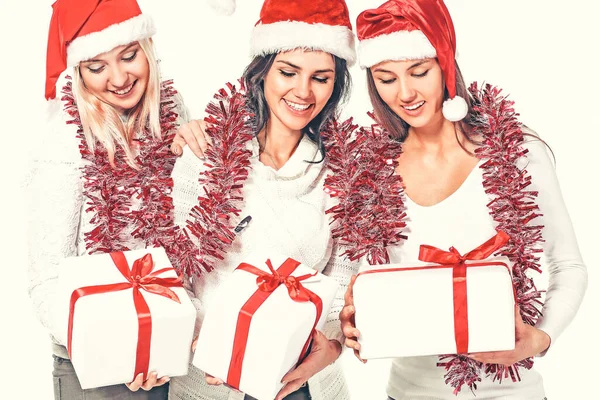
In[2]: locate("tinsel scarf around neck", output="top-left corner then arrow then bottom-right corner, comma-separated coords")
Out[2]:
323,82 -> 545,395
61,78 -> 207,276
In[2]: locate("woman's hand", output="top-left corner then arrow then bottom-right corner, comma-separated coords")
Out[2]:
339,275 -> 366,363
170,119 -> 212,159
204,372 -> 224,386
468,306 -> 551,366
191,336 -> 224,386
275,330 -> 342,400
126,372 -> 170,391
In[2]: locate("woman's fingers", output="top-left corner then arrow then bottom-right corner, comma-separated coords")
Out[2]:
172,120 -> 209,159
125,373 -> 144,391
141,372 -> 158,391
204,372 -> 224,385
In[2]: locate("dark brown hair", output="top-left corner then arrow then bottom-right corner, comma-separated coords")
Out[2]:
366,60 -> 479,148
242,52 -> 351,159
366,59 -> 554,160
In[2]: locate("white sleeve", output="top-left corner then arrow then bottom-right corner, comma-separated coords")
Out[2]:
320,239 -> 361,345
182,274 -> 206,339
521,136 -> 588,352
171,146 -> 207,228
172,90 -> 191,126
171,145 -> 208,335
25,109 -> 83,345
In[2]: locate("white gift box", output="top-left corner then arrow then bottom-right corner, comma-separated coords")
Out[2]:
193,254 -> 339,400
354,255 -> 515,360
54,247 -> 197,389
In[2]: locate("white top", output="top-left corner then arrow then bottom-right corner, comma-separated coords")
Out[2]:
25,89 -> 189,360
169,135 -> 356,400
386,139 -> 588,399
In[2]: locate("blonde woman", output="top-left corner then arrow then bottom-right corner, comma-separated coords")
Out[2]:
27,0 -> 189,398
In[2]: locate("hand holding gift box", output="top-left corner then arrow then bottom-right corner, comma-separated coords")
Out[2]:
353,231 -> 516,360
54,248 -> 197,389
193,254 -> 339,400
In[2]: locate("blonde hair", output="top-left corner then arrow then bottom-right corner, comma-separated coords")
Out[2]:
72,38 -> 161,168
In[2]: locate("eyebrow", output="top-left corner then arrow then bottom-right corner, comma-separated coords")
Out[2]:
82,43 -> 138,64
119,43 -> 138,54
276,60 -> 334,74
373,60 -> 431,73
408,60 -> 430,70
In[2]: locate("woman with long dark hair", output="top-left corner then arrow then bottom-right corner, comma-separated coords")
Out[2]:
168,1 -> 358,399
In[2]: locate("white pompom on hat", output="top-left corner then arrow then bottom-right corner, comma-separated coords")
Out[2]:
205,0 -> 237,16
356,0 -> 468,121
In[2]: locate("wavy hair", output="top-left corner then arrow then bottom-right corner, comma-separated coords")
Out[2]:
242,51 -> 352,160
367,59 -> 553,157
367,60 -> 479,148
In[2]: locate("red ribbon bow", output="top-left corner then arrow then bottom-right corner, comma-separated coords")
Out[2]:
226,258 -> 323,389
418,231 -> 510,354
418,231 -> 510,265
253,259 -> 317,302
67,252 -> 183,381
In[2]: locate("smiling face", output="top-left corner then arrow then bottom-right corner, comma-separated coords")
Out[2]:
371,58 -> 445,129
78,42 -> 149,113
263,49 -> 336,134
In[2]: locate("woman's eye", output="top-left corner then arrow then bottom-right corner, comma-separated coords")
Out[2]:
379,78 -> 396,84
87,65 -> 104,74
122,50 -> 137,62
413,70 -> 429,78
313,76 -> 329,84
279,70 -> 296,78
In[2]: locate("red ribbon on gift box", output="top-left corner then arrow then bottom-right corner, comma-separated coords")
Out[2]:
67,252 -> 183,381
226,258 -> 323,389
357,231 -> 511,354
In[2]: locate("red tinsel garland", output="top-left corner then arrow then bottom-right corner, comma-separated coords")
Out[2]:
325,83 -> 544,395
437,83 -> 544,394
182,82 -> 255,275
323,116 -> 407,264
62,79 -> 206,276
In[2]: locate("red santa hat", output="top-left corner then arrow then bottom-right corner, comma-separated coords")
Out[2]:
356,0 -> 468,122
45,0 -> 156,100
206,0 -> 356,65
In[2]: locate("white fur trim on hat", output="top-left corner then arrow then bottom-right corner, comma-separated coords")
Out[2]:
442,96 -> 468,121
251,21 -> 356,66
67,14 -> 156,67
206,0 -> 236,16
358,30 -> 436,69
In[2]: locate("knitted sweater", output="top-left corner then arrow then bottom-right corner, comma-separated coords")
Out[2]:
168,135 -> 356,400
385,139 -> 587,399
25,86 -> 189,360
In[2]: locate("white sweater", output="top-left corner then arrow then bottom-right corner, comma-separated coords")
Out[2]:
25,88 -> 189,359
168,135 -> 356,400
385,139 -> 588,399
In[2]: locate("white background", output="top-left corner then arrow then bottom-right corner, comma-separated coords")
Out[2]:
0,0 -> 598,398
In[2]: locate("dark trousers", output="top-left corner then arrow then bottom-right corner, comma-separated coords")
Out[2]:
388,397 -> 547,399
244,384 -> 311,400
53,355 -> 169,400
